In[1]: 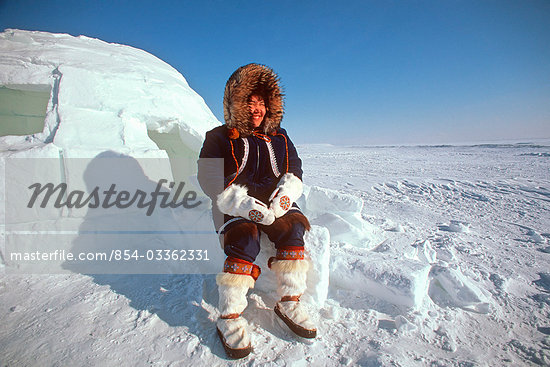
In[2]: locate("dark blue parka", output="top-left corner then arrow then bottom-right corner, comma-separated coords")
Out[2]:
198,125 -> 302,205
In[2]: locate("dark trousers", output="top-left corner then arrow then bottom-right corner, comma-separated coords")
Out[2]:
221,210 -> 309,263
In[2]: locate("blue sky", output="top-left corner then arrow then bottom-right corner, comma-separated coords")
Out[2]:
1,0 -> 549,145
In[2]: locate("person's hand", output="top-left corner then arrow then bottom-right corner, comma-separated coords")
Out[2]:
269,173 -> 303,218
217,184 -> 275,225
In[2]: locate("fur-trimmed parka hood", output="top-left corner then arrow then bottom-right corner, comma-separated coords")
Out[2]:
223,63 -> 284,138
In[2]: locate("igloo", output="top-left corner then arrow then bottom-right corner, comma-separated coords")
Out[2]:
0,29 -> 219,165
0,29 -> 227,272
0,28 -> 222,229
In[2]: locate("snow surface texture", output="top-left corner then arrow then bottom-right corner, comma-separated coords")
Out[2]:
3,143 -> 550,366
1,30 -> 550,366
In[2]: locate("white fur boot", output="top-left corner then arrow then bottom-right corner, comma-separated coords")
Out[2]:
271,259 -> 317,338
216,272 -> 255,359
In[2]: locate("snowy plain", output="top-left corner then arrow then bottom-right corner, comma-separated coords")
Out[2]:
2,142 -> 550,366
1,29 -> 549,366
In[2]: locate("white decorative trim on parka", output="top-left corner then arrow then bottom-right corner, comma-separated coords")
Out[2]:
237,138 -> 249,176
265,139 -> 281,178
216,271 -> 256,289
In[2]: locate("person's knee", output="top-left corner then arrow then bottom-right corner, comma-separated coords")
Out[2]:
223,222 -> 260,263
224,222 -> 259,245
271,212 -> 311,233
262,212 -> 310,249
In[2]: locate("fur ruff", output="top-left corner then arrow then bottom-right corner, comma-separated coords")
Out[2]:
223,63 -> 284,137
270,259 -> 310,273
216,272 -> 256,289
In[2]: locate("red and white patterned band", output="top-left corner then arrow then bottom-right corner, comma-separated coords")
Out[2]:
267,246 -> 305,268
223,256 -> 261,281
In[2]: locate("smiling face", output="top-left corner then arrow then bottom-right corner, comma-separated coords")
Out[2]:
248,94 -> 266,128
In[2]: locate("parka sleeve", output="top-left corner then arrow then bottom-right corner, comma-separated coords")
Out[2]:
197,129 -> 226,201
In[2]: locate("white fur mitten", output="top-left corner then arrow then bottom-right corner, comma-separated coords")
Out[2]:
217,184 -> 275,225
269,173 -> 303,218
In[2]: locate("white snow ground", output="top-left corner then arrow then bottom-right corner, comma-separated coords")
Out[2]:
2,142 -> 550,366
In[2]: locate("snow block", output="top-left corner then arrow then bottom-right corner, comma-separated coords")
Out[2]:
311,212 -> 366,244
303,226 -> 331,308
406,239 -> 438,264
303,185 -> 381,248
428,265 -> 491,314
255,225 -> 330,309
306,186 -> 363,214
330,247 -> 431,311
